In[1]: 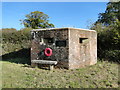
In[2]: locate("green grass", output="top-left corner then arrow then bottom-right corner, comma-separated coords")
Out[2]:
1,60 -> 119,88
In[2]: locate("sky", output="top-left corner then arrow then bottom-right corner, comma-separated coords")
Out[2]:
2,2 -> 108,30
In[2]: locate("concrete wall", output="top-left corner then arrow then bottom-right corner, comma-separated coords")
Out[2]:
69,28 -> 97,69
89,31 -> 97,65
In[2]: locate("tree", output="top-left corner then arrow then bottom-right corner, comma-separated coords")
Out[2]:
21,11 -> 55,29
91,1 -> 120,62
92,1 -> 120,48
91,1 -> 120,48
96,1 -> 120,26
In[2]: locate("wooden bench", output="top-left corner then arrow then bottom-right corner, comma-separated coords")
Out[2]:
31,60 -> 58,70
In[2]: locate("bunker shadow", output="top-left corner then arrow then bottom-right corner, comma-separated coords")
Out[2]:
1,48 -> 57,70
1,48 -> 31,65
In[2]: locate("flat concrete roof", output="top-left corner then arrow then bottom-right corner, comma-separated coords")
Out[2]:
32,27 -> 96,32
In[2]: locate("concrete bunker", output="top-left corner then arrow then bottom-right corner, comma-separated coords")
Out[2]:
31,28 -> 97,69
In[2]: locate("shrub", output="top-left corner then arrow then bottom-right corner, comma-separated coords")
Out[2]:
2,28 -> 32,55
91,23 -> 120,63
99,50 -> 120,63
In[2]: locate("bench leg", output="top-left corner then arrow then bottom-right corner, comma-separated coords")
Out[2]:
31,63 -> 38,68
49,65 -> 54,70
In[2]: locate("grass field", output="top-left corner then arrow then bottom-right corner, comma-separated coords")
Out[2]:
1,59 -> 119,88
